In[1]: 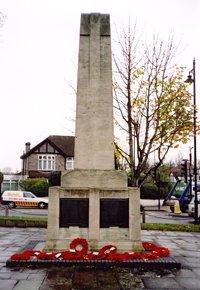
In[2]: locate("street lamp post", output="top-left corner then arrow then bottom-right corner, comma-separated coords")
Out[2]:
189,147 -> 193,197
185,58 -> 199,224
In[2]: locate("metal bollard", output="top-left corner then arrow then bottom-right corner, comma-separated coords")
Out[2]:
5,205 -> 9,216
142,209 -> 146,223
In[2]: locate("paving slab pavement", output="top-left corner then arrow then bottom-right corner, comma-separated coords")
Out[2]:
0,227 -> 200,289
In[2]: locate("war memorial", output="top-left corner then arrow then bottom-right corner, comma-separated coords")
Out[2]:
44,13 -> 142,253
6,14 -> 180,275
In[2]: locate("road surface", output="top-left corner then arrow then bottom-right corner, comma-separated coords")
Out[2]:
0,200 -> 194,224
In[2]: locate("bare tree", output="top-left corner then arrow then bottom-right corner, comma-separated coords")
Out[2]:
0,12 -> 6,28
113,25 -> 194,187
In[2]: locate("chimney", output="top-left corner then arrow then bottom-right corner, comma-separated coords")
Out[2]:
25,142 -> 31,153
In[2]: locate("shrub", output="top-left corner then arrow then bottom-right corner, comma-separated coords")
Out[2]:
140,182 -> 170,199
20,178 -> 48,197
140,183 -> 158,199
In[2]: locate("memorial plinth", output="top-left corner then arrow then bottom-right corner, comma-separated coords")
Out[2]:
44,13 -> 142,253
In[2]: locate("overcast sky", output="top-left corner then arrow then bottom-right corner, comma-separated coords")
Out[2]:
0,0 -> 199,172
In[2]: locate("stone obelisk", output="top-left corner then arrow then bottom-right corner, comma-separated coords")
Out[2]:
44,13 -> 141,253
62,13 -> 126,189
75,13 -> 114,170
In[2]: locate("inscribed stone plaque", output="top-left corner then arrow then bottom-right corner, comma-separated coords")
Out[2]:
100,199 -> 129,228
59,198 -> 89,227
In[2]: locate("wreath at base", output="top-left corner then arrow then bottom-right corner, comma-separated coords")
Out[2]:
70,238 -> 88,256
10,238 -> 170,262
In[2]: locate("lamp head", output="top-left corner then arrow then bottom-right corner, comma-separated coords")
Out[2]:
185,73 -> 194,83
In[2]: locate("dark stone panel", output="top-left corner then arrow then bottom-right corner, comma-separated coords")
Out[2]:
59,198 -> 89,227
100,199 -> 129,228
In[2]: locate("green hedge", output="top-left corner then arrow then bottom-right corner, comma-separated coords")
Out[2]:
20,178 -> 48,197
140,182 -> 171,199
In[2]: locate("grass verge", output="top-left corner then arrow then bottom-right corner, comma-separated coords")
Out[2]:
0,216 -> 200,232
0,216 -> 47,222
141,223 -> 200,232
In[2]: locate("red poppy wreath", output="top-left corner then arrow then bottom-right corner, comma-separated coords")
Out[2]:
10,238 -> 170,262
70,238 -> 89,256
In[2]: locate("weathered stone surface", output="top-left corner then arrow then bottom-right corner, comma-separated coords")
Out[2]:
61,169 -> 127,189
75,13 -> 114,171
45,187 -> 141,252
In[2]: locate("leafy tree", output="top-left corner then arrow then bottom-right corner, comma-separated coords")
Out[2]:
156,164 -> 170,183
113,25 -> 194,187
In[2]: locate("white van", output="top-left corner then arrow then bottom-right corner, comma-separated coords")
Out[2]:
188,194 -> 200,218
1,191 -> 48,209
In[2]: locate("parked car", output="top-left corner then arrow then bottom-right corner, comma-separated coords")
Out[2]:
0,190 -> 48,209
188,194 -> 200,218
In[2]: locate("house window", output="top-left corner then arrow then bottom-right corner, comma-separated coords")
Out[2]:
38,155 -> 55,171
66,157 -> 74,170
